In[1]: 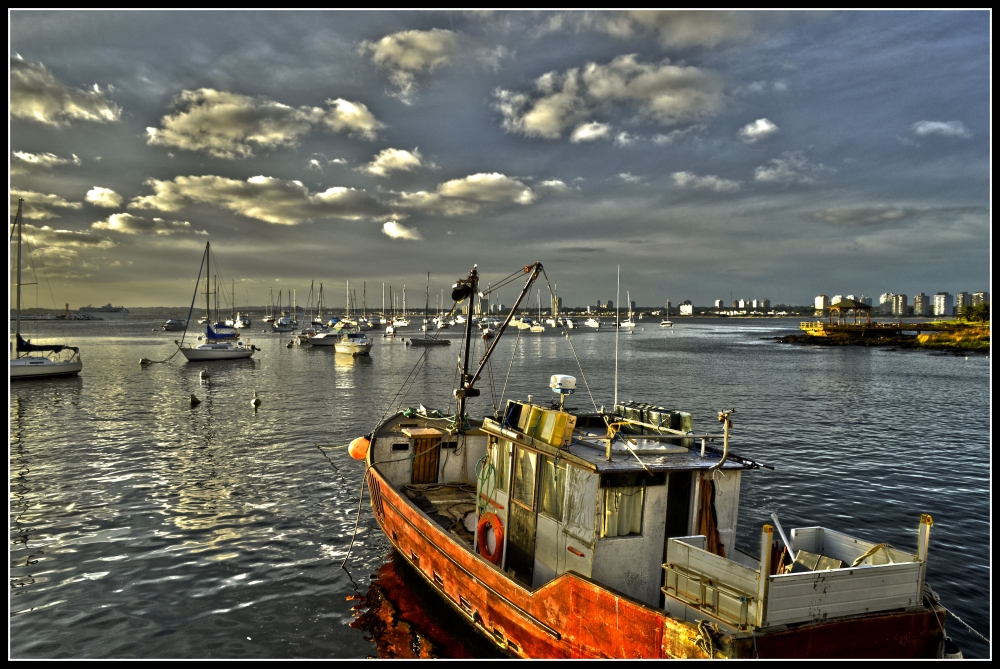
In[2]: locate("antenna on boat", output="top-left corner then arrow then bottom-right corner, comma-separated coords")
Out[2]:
614,264 -> 620,409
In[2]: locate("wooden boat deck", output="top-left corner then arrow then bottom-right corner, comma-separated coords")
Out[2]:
399,483 -> 478,549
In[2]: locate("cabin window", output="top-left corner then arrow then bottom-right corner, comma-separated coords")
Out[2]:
392,442 -> 410,452
512,448 -> 537,509
601,486 -> 645,537
491,439 -> 511,491
538,456 -> 567,522
441,441 -> 458,450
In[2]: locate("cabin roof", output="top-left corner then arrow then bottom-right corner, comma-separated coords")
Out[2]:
562,439 -> 749,473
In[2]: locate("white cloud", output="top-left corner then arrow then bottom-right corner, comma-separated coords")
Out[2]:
10,189 -> 83,220
476,45 -> 513,71
321,98 -> 385,140
382,220 -> 423,240
361,28 -> 460,102
85,187 -> 124,209
10,55 -> 121,126
146,89 -> 383,159
809,204 -> 983,228
11,151 -> 81,175
92,212 -> 206,235
495,54 -> 723,141
390,172 -> 537,216
545,10 -> 759,48
129,175 -> 391,225
570,122 -> 612,143
618,172 -> 644,183
672,171 -> 741,192
754,151 -> 833,185
652,125 -> 705,145
358,148 -> 434,177
911,120 -> 971,139
614,131 -> 638,147
23,222 -> 117,249
539,180 -> 576,195
738,118 -> 779,143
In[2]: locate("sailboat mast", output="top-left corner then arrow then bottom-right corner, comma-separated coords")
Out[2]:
425,273 -> 430,337
15,199 -> 23,341
363,282 -> 367,319
346,280 -> 350,319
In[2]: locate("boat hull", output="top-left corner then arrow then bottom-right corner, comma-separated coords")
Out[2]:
178,346 -> 254,361
334,342 -> 372,355
10,358 -> 83,379
364,467 -> 945,659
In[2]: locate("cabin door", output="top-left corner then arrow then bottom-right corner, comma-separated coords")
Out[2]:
505,447 -> 538,586
411,437 -> 440,484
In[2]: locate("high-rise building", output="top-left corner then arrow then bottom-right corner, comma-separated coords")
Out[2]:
972,292 -> 989,306
956,292 -> 971,310
933,292 -> 954,317
845,294 -> 856,301
761,298 -> 770,310
831,294 -> 844,305
913,293 -> 929,316
859,295 -> 872,306
714,299 -> 723,309
814,295 -> 829,310
879,293 -> 894,315
679,300 -> 694,316
737,299 -> 747,309
892,294 -> 908,316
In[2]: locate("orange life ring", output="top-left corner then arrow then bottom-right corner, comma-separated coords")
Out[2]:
476,512 -> 504,565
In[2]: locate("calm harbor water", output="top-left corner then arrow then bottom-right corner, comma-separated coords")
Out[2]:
9,316 -> 991,658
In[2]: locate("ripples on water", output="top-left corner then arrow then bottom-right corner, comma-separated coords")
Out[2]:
9,318 -> 990,658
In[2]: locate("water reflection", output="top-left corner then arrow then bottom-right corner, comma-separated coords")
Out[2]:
350,552 -> 506,659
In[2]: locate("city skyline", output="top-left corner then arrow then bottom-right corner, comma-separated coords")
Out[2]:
10,10 -> 990,308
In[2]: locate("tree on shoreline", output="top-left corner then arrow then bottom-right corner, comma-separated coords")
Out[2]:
959,303 -> 990,324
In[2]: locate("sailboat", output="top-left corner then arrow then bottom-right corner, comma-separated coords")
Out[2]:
271,290 -> 295,332
9,198 -> 83,379
407,273 -> 451,347
530,289 -> 545,332
175,242 -> 257,361
263,288 -> 276,323
347,262 -> 955,659
620,290 -> 636,328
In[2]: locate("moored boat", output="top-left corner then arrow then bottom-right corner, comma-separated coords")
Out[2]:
334,329 -> 374,356
348,262 -> 955,659
9,198 -> 82,379
174,242 -> 258,362
162,318 -> 186,331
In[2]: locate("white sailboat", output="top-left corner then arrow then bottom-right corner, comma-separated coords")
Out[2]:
530,290 -> 545,332
620,290 -> 636,328
9,198 -> 83,379
176,242 -> 258,361
408,273 -> 451,347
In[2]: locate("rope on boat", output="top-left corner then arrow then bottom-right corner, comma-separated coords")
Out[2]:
139,347 -> 183,366
849,542 -> 893,567
925,584 -> 990,645
689,619 -> 722,658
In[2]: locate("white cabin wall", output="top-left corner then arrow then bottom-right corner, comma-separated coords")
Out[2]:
713,471 -> 742,558
590,484 -> 669,607
438,435 -> 487,483
373,436 -> 412,486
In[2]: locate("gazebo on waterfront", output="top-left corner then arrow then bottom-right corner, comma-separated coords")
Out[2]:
828,299 -> 872,325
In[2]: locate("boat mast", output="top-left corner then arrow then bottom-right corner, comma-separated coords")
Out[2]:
318,283 -> 323,320
615,265 -> 620,408
425,272 -> 430,337
462,262 -> 543,419
346,280 -> 350,319
14,199 -> 23,345
363,282 -> 367,320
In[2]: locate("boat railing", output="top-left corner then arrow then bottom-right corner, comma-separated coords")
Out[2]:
662,518 -> 930,632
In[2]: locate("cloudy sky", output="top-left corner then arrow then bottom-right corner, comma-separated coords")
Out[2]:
9,10 -> 990,309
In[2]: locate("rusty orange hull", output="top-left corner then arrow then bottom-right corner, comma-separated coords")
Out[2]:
365,469 -> 945,659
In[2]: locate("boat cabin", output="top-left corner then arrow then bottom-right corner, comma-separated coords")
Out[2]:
369,397 -> 749,606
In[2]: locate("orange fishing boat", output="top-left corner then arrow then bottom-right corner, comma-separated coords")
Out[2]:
350,263 -> 956,659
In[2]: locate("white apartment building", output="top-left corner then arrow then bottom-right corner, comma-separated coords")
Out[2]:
972,292 -> 989,305
933,292 -> 954,317
679,300 -> 694,316
714,299 -> 723,309
892,294 -> 908,316
956,292 -> 971,310
814,295 -> 829,310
